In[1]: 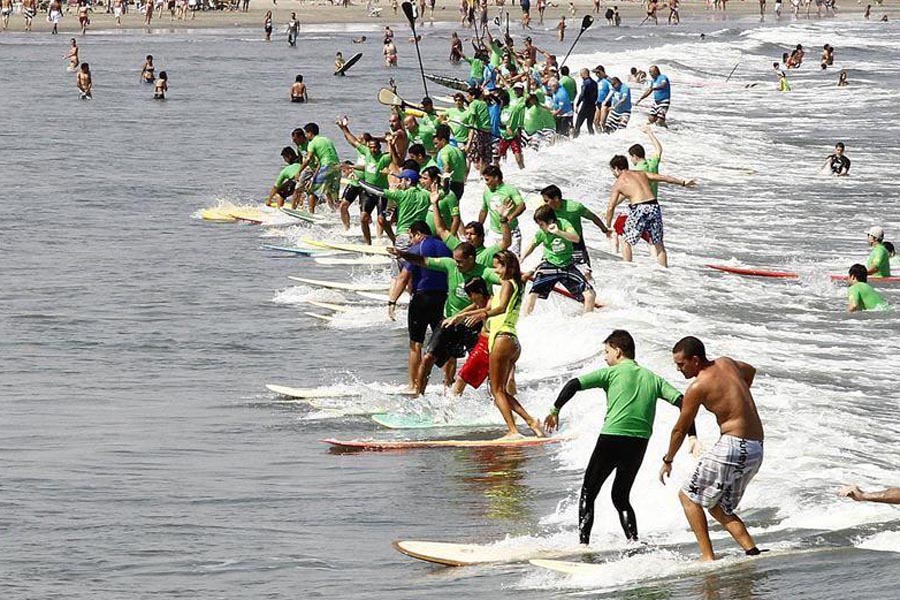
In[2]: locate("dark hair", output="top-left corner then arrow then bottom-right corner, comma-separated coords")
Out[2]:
672,336 -> 707,360
464,277 -> 490,297
291,127 -> 305,138
421,165 -> 440,182
628,144 -> 646,159
884,241 -> 895,256
304,122 -> 319,136
422,97 -> 434,106
401,159 -> 420,172
481,164 -> 503,179
610,77 -> 622,86
159,71 -> 168,80
604,329 -> 635,359
146,54 -> 153,60
560,65 -> 570,76
467,87 -> 483,99
464,221 -> 485,237
454,242 -> 477,260
540,184 -> 562,201
281,146 -> 298,162
434,124 -> 452,142
495,88 -> 510,107
408,143 -> 427,158
295,74 -> 304,83
493,250 -> 523,283
835,142 -> 845,150
409,220 -> 432,237
848,264 -> 868,282
533,204 -> 557,224
630,67 -> 637,74
609,155 -> 629,170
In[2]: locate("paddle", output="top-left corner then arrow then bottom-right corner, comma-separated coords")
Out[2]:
401,1 -> 429,97
560,15 -> 594,68
725,61 -> 741,82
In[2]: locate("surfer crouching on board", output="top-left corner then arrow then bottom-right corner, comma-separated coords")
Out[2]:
544,330 -> 697,545
661,336 -> 766,562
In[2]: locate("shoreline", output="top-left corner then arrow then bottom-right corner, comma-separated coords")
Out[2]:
0,1 -> 893,35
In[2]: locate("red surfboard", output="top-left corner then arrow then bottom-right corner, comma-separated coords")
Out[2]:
708,264 -> 900,284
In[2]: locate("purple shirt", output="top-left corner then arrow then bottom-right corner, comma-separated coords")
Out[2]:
405,236 -> 452,293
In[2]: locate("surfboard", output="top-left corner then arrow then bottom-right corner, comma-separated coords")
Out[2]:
314,255 -> 392,266
266,383 -> 417,399
279,206 -> 327,223
200,207 -> 239,222
305,311 -> 335,322
321,435 -> 568,450
228,207 -> 268,224
261,244 -> 339,257
288,276 -> 389,292
425,73 -> 470,92
334,52 -> 363,76
355,290 -> 408,304
305,299 -> 352,313
302,238 -> 392,256
392,540 -> 593,567
708,264 -> 900,284
372,412 -> 499,430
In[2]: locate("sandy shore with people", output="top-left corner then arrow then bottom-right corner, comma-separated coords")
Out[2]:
2,0 -> 891,35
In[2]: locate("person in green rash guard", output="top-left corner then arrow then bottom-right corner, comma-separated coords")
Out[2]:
462,49 -> 487,87
559,65 -> 578,106
464,87 -> 495,172
497,86 -> 527,170
524,93 -> 557,150
420,167 -> 461,237
394,143 -> 435,173
847,264 -> 889,312
434,124 -> 468,200
266,147 -> 302,208
629,125 -> 663,197
540,184 -> 610,279
415,97 -> 441,130
865,226 -> 892,278
543,329 -> 698,545
403,114 -> 435,155
479,164 -> 526,254
431,191 -> 512,264
520,205 -> 598,315
388,241 -> 502,394
336,117 -> 392,244
445,92 -> 470,147
294,122 -> 341,213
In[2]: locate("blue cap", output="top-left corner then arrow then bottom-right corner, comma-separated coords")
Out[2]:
399,169 -> 420,182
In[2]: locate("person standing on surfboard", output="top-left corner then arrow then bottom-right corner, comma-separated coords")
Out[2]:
479,165 -> 526,255
434,125 -> 468,202
544,329 -> 697,545
336,117 -> 393,244
293,122 -> 341,213
660,336 -> 766,561
265,147 -> 302,208
540,184 -> 610,281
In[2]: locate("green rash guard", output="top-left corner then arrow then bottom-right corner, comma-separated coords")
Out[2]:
551,199 -> 588,238
408,123 -> 435,153
524,104 -> 556,135
437,144 -> 467,183
445,235 -> 502,267
868,244 -> 892,278
425,191 -> 460,236
464,56 -> 485,81
464,99 -> 492,132
307,135 -> 340,167
535,218 -> 577,266
849,282 -> 888,311
425,257 -> 502,317
356,145 -> 391,188
560,75 -> 577,105
489,44 -> 503,68
501,99 -> 526,140
636,155 -> 661,198
482,183 -> 524,233
578,359 -> 683,439
275,163 -> 302,187
444,107 -> 469,142
384,187 -> 431,234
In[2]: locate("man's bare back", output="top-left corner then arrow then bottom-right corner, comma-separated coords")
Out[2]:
686,357 -> 764,441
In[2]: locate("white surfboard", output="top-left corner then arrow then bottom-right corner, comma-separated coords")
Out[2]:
393,540 -> 593,567
302,238 -> 392,256
355,291 -> 409,305
304,311 -> 335,322
266,383 -> 416,399
304,299 -> 353,313
314,255 -> 392,266
288,276 -> 389,292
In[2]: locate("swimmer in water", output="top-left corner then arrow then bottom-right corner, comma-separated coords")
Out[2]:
334,52 -> 345,75
352,35 -> 367,43
141,55 -> 155,84
823,142 -> 850,176
154,71 -> 168,100
845,264 -> 888,312
290,74 -> 308,103
66,39 -> 80,72
77,63 -> 92,100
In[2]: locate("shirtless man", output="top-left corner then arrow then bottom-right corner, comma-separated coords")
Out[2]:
66,39 -> 80,71
604,154 -> 695,267
660,336 -> 766,562
22,0 -> 36,31
1,0 -> 11,31
77,63 -> 93,100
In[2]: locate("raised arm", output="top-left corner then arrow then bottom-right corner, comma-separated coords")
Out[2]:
337,122 -> 361,148
641,124 -> 663,159
429,190 -> 451,242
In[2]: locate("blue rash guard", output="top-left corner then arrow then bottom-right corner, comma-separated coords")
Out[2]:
610,84 -> 632,112
597,78 -> 612,106
552,86 -> 574,116
652,74 -> 670,102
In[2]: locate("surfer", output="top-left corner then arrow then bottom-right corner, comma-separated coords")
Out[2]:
604,154 -> 696,267
574,69 -> 598,137
334,52 -> 346,75
548,78 -> 574,136
336,118 -> 393,243
605,78 -> 632,133
434,125 -> 468,203
636,66 -> 671,127
431,193 -> 512,268
540,184 -> 609,280
593,66 -> 612,132
266,147 -> 302,208
447,278 -> 494,395
520,205 -> 597,314
609,125 -> 663,254
294,122 -> 341,212
544,329 -> 697,545
661,336 -> 766,562
290,75 -> 308,103
866,226 -> 892,278
496,88 -> 527,170
839,485 -> 900,504
846,264 -> 888,312
823,142 -> 850,176
141,55 -> 155,84
154,71 -> 168,100
76,63 -> 93,100
479,165 -> 525,255
462,87 -> 494,173
387,220 -> 452,389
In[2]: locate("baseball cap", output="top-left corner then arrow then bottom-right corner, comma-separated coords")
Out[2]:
399,169 -> 420,182
866,226 -> 885,240
512,81 -> 524,88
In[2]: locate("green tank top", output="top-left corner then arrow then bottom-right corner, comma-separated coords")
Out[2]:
488,279 -> 523,350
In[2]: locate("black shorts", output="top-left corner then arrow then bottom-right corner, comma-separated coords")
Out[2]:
408,290 -> 447,344
530,260 -> 593,301
342,184 -> 362,204
555,115 -> 573,135
277,179 -> 297,199
572,239 -> 592,268
425,322 -> 481,367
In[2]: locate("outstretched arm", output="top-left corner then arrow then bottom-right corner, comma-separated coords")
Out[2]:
337,122 -> 361,148
839,486 -> 900,504
583,207 -> 610,235
646,172 -> 696,187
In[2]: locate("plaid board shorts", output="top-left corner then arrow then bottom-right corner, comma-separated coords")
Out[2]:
623,201 -> 664,246
682,435 -> 764,515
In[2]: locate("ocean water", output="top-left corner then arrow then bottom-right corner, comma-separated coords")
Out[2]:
2,13 -> 899,600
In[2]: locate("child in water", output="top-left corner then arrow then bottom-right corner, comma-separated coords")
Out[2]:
291,74 -> 308,103
154,71 -> 168,99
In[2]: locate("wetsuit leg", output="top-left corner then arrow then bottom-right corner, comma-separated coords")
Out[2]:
578,435 -> 618,544
609,436 -> 649,540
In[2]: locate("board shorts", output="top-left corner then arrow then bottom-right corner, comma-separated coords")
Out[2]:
311,164 -> 340,198
24,7 -> 36,18
391,233 -> 412,276
554,115 -> 573,135
408,290 -> 447,344
682,435 -> 764,515
497,134 -> 523,158
114,6 -> 122,16
614,213 -> 651,243
526,129 -> 556,151
49,9 -> 61,22
606,109 -> 631,132
623,201 -> 663,246
1,7 -> 11,16
572,239 -> 592,272
485,226 -> 522,256
425,322 -> 481,367
467,130 -> 493,165
291,96 -> 306,103
530,260 -> 593,301
650,98 -> 670,120
276,179 -> 297,200
458,333 -> 490,388
344,186 -> 383,215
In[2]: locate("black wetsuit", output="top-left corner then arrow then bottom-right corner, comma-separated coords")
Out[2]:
829,153 -> 850,175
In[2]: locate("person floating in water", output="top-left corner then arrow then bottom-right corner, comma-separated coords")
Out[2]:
154,71 -> 168,100
291,74 -> 308,103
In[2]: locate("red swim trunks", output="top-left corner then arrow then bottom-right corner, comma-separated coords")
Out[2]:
614,213 -> 651,243
458,334 -> 490,388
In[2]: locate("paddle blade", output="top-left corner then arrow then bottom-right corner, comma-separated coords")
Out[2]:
401,1 -> 416,26
581,15 -> 594,32
377,87 -> 403,107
